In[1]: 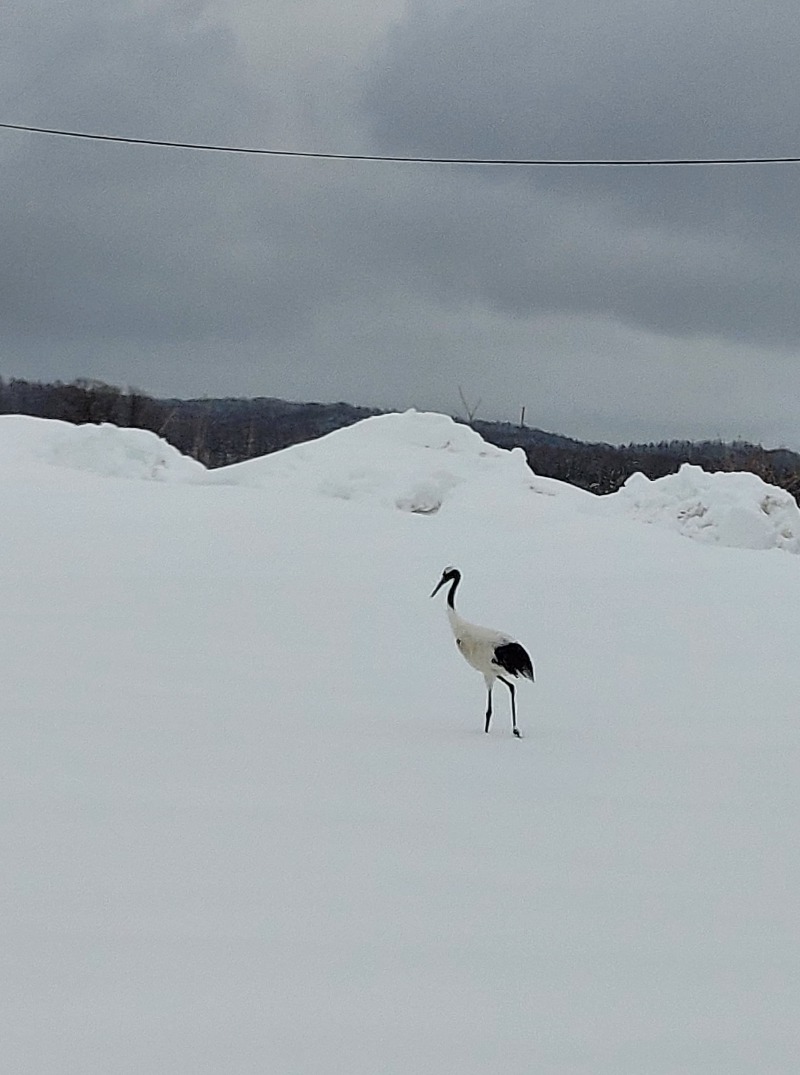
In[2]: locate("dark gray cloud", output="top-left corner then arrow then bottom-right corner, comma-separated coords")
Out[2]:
2,0 -> 800,448
364,0 -> 800,341
368,0 -> 800,160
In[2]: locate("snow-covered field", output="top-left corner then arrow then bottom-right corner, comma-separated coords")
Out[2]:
3,411 -> 799,1074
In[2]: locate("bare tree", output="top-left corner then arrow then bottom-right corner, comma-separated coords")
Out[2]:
457,385 -> 482,424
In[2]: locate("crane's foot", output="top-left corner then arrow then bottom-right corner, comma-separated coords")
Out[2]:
513,728 -> 522,738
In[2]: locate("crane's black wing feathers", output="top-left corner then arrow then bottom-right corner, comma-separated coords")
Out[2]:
493,641 -> 535,681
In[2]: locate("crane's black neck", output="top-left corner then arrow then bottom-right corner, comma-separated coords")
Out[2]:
445,570 -> 461,609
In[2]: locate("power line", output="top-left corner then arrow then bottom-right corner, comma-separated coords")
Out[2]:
2,120 -> 800,166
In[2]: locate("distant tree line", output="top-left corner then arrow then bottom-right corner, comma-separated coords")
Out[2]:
2,375 -> 799,502
0,377 -> 379,467
471,419 -> 800,501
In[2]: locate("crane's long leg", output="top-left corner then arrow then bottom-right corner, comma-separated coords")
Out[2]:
499,676 -> 521,738
485,683 -> 493,733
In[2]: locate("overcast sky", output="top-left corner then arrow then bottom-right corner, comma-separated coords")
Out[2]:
3,0 -> 800,446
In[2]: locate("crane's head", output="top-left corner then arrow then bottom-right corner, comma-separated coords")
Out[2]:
430,565 -> 461,598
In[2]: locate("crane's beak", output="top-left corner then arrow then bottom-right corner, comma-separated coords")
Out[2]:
430,576 -> 446,598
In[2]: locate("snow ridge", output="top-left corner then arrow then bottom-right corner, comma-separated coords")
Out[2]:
606,462 -> 800,553
0,414 -> 206,482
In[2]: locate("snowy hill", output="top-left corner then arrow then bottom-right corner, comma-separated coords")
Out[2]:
208,409 -> 570,514
602,462 -> 800,554
0,413 -> 206,482
3,411 -> 800,1074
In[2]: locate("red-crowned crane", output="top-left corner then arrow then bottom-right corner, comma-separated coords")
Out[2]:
431,566 -> 535,738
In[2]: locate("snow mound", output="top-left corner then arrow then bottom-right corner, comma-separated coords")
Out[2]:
210,409 -> 539,513
606,463 -> 800,553
0,415 -> 207,482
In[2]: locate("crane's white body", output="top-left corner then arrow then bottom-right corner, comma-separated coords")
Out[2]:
446,605 -> 513,686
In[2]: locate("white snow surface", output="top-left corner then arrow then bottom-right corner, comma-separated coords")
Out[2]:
604,462 -> 800,554
0,413 -> 206,482
209,409 -> 551,515
3,410 -> 800,1074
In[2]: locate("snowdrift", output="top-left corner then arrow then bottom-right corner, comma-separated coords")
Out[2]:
0,414 -> 207,482
4,411 -> 800,556
601,462 -> 800,554
209,409 -> 551,514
